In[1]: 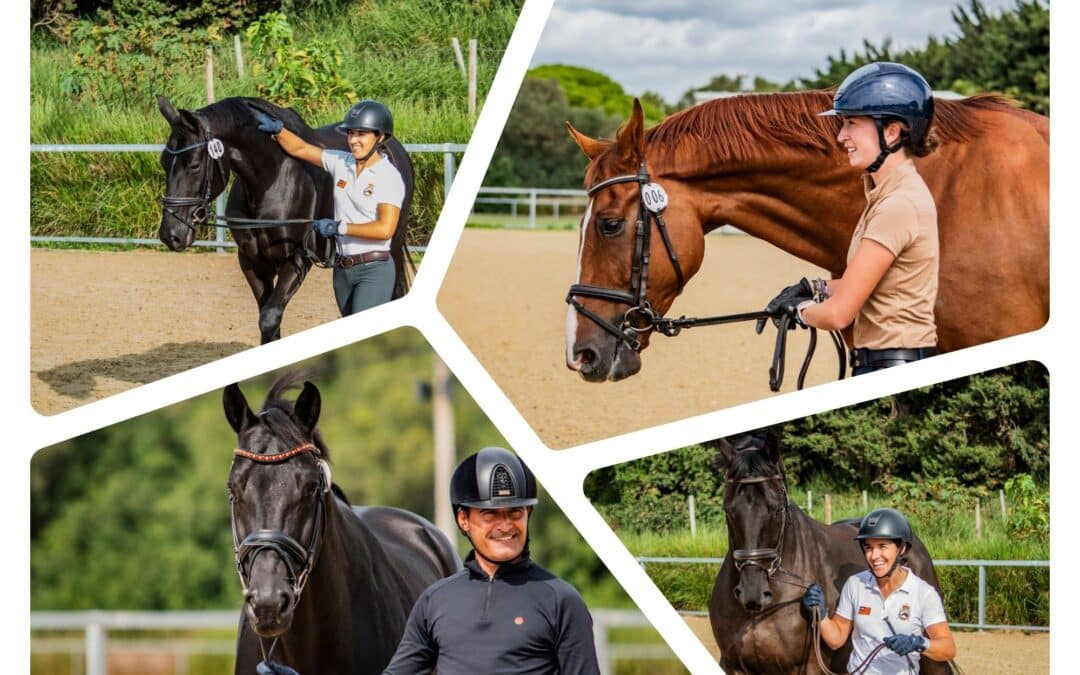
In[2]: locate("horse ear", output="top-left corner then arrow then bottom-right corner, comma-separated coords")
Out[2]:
762,430 -> 781,465
294,381 -> 321,431
714,437 -> 738,469
615,99 -> 646,164
566,121 -> 609,159
223,383 -> 257,434
157,95 -> 180,126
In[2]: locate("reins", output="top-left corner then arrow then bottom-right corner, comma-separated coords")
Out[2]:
567,161 -> 848,391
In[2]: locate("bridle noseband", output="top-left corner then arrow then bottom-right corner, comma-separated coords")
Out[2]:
160,137 -> 228,233
230,442 -> 330,601
566,161 -> 685,352
727,473 -> 790,578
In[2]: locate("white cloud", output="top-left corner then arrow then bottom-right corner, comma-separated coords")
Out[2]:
532,0 -> 1024,102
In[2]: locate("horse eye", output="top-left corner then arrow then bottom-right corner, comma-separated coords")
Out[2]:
599,218 -> 624,236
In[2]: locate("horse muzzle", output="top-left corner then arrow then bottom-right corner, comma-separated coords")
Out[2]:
244,580 -> 296,638
158,211 -> 200,251
566,307 -> 646,382
733,566 -> 775,613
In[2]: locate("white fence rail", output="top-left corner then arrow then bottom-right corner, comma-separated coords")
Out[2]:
635,556 -> 1050,632
30,143 -> 466,251
31,608 -> 673,675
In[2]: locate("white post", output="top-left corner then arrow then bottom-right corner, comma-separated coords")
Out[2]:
688,495 -> 696,538
443,149 -> 456,198
594,618 -> 611,675
433,356 -> 456,551
467,39 -> 477,120
807,490 -> 812,514
975,501 -> 982,538
528,189 -> 537,228
86,622 -> 107,675
451,37 -> 466,76
824,494 -> 832,525
861,489 -> 868,511
234,34 -> 245,78
999,489 -> 1007,519
205,48 -> 215,103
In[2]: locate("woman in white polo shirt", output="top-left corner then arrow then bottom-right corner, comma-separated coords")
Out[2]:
801,508 -> 956,674
253,100 -> 405,315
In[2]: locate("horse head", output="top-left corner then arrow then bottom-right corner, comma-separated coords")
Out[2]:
565,99 -> 706,382
157,95 -> 232,251
718,431 -> 790,613
224,375 -> 331,639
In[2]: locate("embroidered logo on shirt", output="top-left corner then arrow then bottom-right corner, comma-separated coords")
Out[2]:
514,616 -> 524,625
858,606 -> 872,616
363,183 -> 375,197
336,179 -> 347,189
898,604 -> 911,621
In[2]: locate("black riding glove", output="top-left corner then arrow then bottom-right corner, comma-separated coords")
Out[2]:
883,633 -> 929,656
253,110 -> 285,135
756,278 -> 815,333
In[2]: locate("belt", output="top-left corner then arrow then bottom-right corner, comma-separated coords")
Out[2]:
850,347 -> 937,369
337,250 -> 390,268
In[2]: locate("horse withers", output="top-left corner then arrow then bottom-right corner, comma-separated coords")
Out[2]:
157,96 -> 415,344
566,93 -> 1048,382
709,433 -> 951,675
224,373 -> 458,674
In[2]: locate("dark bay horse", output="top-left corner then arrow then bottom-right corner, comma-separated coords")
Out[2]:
158,96 -> 415,344
224,374 -> 459,674
566,92 -> 1048,381
709,433 -> 951,674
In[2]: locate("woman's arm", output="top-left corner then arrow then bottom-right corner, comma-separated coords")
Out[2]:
341,203 -> 401,240
921,621 -> 956,662
817,614 -> 853,650
272,128 -> 324,167
799,239 -> 895,331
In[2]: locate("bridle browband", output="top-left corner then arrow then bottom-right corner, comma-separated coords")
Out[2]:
229,442 -> 329,602
566,161 -> 848,391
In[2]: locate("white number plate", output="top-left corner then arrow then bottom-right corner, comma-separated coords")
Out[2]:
642,182 -> 668,213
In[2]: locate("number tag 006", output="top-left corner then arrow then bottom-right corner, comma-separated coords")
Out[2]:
642,182 -> 668,213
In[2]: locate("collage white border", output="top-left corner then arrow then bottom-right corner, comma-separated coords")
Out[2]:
10,1 -> 1074,672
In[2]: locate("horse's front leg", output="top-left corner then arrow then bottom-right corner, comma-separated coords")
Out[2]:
258,253 -> 309,343
237,253 -> 278,344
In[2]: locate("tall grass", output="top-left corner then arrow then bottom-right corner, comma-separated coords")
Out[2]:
30,0 -> 521,242
604,488 -> 1049,627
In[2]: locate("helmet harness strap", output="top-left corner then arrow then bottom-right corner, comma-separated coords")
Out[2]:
866,117 -> 906,174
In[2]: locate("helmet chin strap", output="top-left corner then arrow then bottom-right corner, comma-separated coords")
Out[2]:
866,117 -> 905,174
354,133 -> 386,164
869,541 -> 908,579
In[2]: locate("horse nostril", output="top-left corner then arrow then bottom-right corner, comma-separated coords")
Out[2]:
573,347 -> 597,372
278,591 -> 291,615
733,587 -> 743,600
762,590 -> 773,602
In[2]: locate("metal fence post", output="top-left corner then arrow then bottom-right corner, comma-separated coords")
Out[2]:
86,621 -> 106,675
528,189 -> 537,228
593,618 -> 611,675
215,194 -> 227,253
978,564 -> 987,630
443,149 -> 456,201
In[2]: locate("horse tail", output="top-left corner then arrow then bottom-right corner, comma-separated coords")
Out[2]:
383,137 -> 416,300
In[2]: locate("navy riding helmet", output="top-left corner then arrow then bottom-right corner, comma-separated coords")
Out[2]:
339,99 -> 394,138
450,447 -> 538,513
819,62 -> 934,171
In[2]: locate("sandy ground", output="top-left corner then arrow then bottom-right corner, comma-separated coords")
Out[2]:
438,229 -> 836,448
684,616 -> 1048,674
31,248 -> 341,415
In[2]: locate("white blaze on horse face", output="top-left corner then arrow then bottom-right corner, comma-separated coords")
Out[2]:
566,198 -> 594,363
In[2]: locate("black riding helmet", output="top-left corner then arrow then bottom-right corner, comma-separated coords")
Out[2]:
818,62 -> 934,172
856,508 -> 913,580
450,447 -> 538,513
339,99 -> 394,138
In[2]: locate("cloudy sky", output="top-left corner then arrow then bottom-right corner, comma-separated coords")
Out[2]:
531,0 -> 1025,103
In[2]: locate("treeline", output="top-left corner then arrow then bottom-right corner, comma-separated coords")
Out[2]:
586,363 -> 1048,536
31,330 -> 628,610
486,0 -> 1048,189
31,0 -> 521,243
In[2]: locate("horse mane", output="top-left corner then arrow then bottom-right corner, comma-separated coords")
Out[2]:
638,90 -> 1019,172
196,97 -> 329,147
257,371 -> 332,462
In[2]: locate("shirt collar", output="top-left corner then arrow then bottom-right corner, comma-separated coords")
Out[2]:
463,546 -> 533,579
863,157 -> 917,200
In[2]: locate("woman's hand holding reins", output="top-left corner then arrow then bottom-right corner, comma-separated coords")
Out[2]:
801,582 -> 828,621
882,633 -> 928,656
758,278 -> 816,332
314,219 -> 342,237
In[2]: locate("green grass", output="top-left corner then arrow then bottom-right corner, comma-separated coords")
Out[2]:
30,0 -> 521,243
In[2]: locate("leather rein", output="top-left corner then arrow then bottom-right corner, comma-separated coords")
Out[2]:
565,161 -> 847,391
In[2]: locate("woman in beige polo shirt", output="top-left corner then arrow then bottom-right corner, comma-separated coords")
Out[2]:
761,62 -> 939,375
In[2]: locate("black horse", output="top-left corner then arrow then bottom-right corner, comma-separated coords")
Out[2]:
224,374 -> 459,674
709,433 -> 953,674
158,96 -> 415,344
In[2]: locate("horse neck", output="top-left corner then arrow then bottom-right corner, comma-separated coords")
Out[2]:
653,146 -> 864,275
215,125 -> 298,204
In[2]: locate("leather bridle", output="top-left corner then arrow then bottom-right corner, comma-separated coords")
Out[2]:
160,137 -> 228,235
229,442 -> 330,601
565,161 -> 848,391
727,473 -> 790,578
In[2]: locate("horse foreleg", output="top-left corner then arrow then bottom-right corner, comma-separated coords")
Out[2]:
238,255 -> 278,344
258,254 -> 309,344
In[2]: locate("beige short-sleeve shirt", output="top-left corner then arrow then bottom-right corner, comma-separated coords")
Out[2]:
847,158 -> 938,349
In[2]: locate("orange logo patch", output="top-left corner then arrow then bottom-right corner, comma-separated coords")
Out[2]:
858,606 -> 872,616
514,616 -> 524,625
336,179 -> 347,188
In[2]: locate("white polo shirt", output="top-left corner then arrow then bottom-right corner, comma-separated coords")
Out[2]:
322,149 -> 405,255
835,568 -> 948,674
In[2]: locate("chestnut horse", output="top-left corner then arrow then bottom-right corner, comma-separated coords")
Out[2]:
566,92 -> 1048,382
